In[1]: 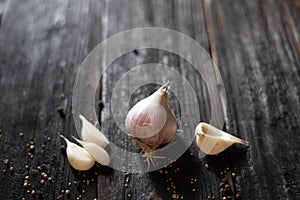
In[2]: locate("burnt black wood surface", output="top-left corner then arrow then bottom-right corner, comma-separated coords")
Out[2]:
0,0 -> 300,199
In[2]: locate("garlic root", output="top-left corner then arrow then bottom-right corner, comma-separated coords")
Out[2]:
125,82 -> 177,169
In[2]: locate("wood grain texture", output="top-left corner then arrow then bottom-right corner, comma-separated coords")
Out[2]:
0,0 -> 104,199
206,0 -> 300,198
0,0 -> 299,199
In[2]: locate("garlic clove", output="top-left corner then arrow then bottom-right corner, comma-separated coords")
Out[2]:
79,114 -> 109,148
195,122 -> 249,155
125,82 -> 177,150
60,135 -> 95,171
72,136 -> 110,166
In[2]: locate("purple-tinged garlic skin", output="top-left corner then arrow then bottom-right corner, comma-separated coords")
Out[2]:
125,83 -> 177,149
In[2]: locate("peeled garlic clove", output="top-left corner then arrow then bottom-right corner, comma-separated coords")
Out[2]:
79,114 -> 109,148
60,135 -> 95,171
72,136 -> 110,166
125,81 -> 177,149
195,122 -> 249,155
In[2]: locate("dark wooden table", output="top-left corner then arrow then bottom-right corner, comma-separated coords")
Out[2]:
1,0 -> 300,199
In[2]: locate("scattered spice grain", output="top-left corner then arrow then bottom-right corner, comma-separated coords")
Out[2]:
9,166 -> 14,172
3,159 -> 9,165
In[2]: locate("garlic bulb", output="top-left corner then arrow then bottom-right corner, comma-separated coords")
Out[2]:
195,122 -> 249,155
72,136 -> 110,166
79,114 -> 109,148
60,135 -> 95,171
125,82 -> 177,150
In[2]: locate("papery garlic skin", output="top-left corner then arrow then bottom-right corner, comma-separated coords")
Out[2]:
72,136 -> 110,166
60,135 -> 95,171
79,115 -> 109,148
195,122 -> 249,155
125,82 -> 177,149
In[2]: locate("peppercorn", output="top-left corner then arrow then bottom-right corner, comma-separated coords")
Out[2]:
220,188 -> 226,195
19,132 -> 24,137
66,190 -> 71,195
40,180 -> 45,185
3,159 -> 9,165
9,166 -> 14,172
205,163 -> 209,169
231,173 -> 236,178
235,194 -> 241,200
225,184 -> 231,191
29,145 -> 35,151
41,163 -> 47,171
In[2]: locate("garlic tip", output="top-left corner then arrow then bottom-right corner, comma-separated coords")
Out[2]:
79,114 -> 109,148
72,135 -> 84,146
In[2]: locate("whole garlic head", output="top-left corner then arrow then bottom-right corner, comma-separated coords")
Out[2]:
125,82 -> 177,149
